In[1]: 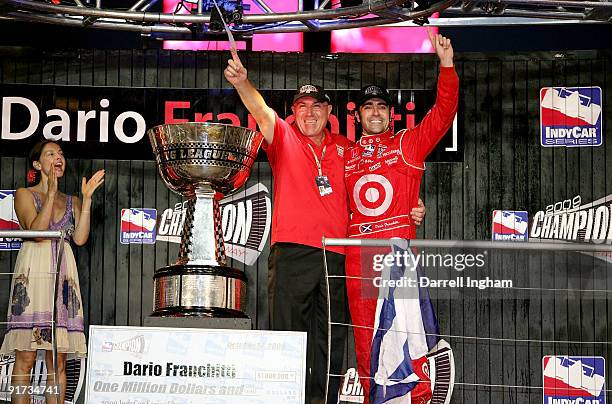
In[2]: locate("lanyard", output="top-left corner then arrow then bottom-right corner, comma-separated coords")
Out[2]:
307,144 -> 327,176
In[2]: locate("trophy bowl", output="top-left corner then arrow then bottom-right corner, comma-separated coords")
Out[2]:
149,122 -> 262,196
148,122 -> 263,318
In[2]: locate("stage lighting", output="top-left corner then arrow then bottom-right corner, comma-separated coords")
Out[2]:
207,0 -> 248,23
175,0 -> 249,32
208,4 -> 225,32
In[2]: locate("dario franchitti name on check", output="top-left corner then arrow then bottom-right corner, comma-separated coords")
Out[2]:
530,194 -> 612,243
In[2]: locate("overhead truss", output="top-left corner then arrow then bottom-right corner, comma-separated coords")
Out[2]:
1,0 -> 612,39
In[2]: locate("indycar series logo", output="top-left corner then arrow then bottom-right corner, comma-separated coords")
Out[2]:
156,183 -> 271,266
0,190 -> 21,251
120,208 -> 157,244
540,86 -> 603,148
492,210 -> 529,241
543,356 -> 606,404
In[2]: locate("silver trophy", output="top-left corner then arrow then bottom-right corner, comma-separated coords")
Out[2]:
148,122 -> 263,318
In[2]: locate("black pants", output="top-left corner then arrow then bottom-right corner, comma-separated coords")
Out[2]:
268,243 -> 349,404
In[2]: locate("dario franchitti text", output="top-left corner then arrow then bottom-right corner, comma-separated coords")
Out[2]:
123,361 -> 236,378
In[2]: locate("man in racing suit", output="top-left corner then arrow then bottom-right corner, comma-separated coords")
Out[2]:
344,32 -> 459,403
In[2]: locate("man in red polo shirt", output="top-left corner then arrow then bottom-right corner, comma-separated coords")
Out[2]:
224,49 -> 427,404
225,49 -> 350,404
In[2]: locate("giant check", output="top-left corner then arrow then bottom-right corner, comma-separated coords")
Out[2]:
86,326 -> 307,404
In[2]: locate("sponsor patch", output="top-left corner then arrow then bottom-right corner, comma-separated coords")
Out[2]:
382,149 -> 399,157
120,208 -> 157,244
384,156 -> 399,166
362,144 -> 375,157
368,162 -> 382,172
346,156 -> 361,165
543,356 -> 606,404
492,210 -> 528,241
353,174 -> 394,217
540,86 -> 603,147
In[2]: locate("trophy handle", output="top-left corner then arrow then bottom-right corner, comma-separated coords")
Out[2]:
176,184 -> 227,267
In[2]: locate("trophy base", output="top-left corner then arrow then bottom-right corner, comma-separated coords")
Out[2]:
153,264 -> 248,318
144,315 -> 252,330
150,307 -> 248,318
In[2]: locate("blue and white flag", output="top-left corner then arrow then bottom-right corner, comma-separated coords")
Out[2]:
370,241 -> 440,403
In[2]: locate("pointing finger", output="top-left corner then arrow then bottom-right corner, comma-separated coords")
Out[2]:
426,27 -> 436,48
230,48 -> 242,68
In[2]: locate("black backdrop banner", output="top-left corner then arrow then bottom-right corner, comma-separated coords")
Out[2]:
0,84 -> 462,161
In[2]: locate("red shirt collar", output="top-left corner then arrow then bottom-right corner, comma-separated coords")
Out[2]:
358,127 -> 393,146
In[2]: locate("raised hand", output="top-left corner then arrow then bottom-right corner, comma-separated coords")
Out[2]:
224,48 -> 248,87
428,29 -> 454,68
81,169 -> 105,199
47,167 -> 58,197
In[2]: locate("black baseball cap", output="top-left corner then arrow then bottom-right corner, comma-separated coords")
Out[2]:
292,84 -> 331,104
355,84 -> 392,108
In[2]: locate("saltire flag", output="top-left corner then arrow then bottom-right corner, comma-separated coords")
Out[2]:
370,241 -> 440,403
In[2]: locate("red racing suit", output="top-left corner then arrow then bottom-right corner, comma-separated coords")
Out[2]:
344,66 -> 459,403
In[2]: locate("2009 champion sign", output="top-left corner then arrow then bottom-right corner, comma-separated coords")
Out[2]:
155,183 -> 272,266
0,84 -> 462,162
